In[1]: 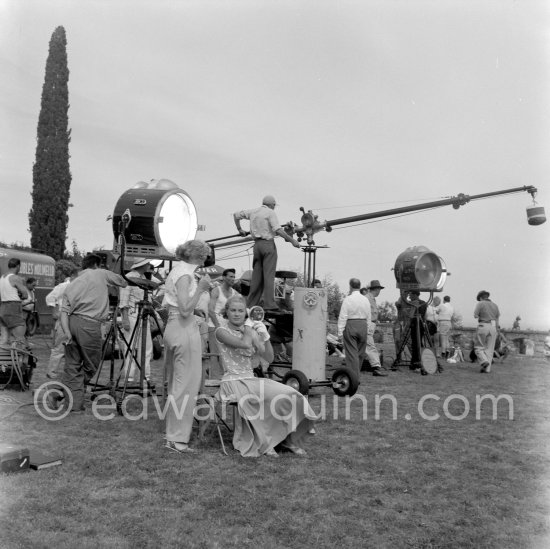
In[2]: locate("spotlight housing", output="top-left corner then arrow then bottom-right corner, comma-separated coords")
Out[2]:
112,179 -> 198,259
394,245 -> 447,292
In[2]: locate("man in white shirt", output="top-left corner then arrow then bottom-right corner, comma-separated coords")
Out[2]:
436,295 -> 454,358
338,278 -> 371,376
45,268 -> 80,379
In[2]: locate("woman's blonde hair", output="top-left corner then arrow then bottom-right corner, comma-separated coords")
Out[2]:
224,294 -> 247,314
175,240 -> 211,262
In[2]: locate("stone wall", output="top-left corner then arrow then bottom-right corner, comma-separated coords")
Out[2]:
328,320 -> 549,359
375,323 -> 549,359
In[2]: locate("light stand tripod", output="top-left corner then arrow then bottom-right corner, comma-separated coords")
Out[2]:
392,293 -> 443,375
90,299 -> 130,401
90,284 -> 163,411
91,212 -> 164,411
117,286 -> 163,401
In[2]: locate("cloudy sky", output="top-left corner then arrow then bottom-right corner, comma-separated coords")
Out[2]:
1,0 -> 549,329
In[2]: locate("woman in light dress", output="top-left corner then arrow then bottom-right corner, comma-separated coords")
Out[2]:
215,295 -> 317,457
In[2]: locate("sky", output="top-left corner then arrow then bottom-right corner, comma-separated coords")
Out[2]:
1,0 -> 549,330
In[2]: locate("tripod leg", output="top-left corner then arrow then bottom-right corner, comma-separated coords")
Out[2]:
116,302 -> 157,406
393,322 -> 412,369
90,321 -> 118,395
117,318 -> 143,403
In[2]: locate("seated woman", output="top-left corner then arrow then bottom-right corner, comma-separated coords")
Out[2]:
215,295 -> 317,458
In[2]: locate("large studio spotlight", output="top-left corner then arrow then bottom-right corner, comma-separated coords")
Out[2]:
112,179 -> 198,259
394,245 -> 447,292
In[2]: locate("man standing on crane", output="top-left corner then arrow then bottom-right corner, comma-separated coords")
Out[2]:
233,195 -> 300,311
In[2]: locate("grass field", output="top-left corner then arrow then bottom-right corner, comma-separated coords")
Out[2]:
1,336 -> 549,548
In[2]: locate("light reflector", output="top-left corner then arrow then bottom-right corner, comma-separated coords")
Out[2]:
394,245 -> 446,292
112,180 -> 198,259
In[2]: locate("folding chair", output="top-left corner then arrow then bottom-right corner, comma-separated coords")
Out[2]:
0,344 -> 35,391
196,350 -> 238,455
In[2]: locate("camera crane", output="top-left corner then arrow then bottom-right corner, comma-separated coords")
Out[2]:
207,185 -> 543,285
203,184 -> 544,394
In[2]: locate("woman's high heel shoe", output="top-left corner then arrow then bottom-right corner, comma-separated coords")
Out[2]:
165,441 -> 196,454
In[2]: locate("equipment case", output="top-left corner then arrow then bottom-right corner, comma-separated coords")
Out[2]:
0,444 -> 30,474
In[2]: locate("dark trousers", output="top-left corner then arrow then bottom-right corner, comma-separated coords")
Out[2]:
343,319 -> 368,375
409,318 -> 425,368
247,239 -> 278,310
62,315 -> 103,410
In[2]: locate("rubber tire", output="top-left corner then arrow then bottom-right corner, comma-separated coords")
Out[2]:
281,370 -> 309,395
275,270 -> 298,279
331,367 -> 360,397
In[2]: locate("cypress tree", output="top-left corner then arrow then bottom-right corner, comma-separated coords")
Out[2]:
29,26 -> 71,259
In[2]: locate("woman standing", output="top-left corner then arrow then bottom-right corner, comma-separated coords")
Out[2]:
163,240 -> 212,453
216,295 -> 317,458
473,290 -> 500,373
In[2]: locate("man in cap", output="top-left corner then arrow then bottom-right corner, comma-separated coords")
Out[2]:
233,195 -> 300,310
473,290 -> 500,373
361,280 -> 388,376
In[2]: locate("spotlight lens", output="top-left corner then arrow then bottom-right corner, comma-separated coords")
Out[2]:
158,192 -> 198,254
415,253 -> 439,287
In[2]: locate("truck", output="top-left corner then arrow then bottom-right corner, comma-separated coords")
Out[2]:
0,247 -> 56,333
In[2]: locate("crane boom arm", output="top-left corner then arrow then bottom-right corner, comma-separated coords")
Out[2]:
208,185 -> 539,248
322,185 -> 537,230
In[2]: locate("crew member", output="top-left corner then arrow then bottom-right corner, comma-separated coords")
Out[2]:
407,291 -> 428,371
362,280 -> 388,377
436,295 -> 454,358
120,257 -> 156,383
45,268 -> 80,379
393,290 -> 412,365
425,296 -> 440,356
233,195 -> 300,310
269,281 -> 294,362
52,254 -> 127,413
21,277 -> 38,337
21,278 -> 37,315
337,278 -> 370,376
473,290 -> 500,373
208,268 -> 238,329
0,258 -> 29,345
206,268 -> 238,377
